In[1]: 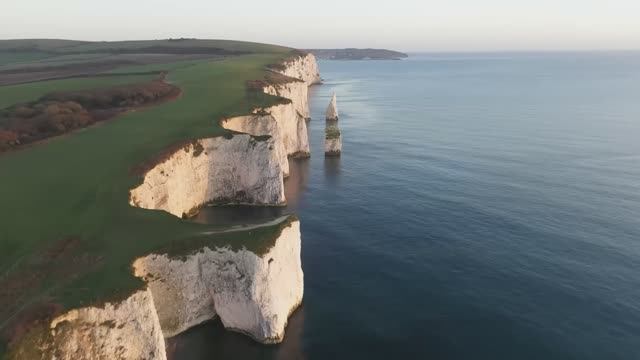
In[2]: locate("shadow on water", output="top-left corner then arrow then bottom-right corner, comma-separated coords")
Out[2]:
191,158 -> 311,226
167,306 -> 307,360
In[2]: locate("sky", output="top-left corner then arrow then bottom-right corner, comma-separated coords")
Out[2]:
2,0 -> 640,52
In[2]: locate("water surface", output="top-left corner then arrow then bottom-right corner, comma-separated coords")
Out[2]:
177,52 -> 640,359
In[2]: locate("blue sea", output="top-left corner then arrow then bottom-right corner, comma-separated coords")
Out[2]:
175,52 -> 640,359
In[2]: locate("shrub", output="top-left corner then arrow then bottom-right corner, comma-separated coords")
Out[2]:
0,129 -> 18,150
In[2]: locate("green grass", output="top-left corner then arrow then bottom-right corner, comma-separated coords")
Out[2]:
325,126 -> 341,139
0,42 -> 297,353
0,52 -> 52,66
54,39 -> 289,54
0,39 -> 289,55
0,39 -> 88,51
0,73 -> 165,109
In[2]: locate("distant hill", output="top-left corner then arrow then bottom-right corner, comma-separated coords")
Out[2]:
305,48 -> 408,60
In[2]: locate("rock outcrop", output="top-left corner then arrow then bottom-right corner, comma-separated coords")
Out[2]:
277,53 -> 322,86
325,94 -> 342,156
11,53 -> 320,359
9,290 -> 166,360
325,93 -> 339,121
263,79 -> 311,120
133,217 -> 303,343
221,53 -> 321,174
14,217 -> 302,359
129,134 -> 285,218
325,126 -> 342,157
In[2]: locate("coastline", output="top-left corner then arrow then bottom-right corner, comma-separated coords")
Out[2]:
3,51 -> 321,359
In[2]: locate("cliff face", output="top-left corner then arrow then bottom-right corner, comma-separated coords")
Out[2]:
222,54 -> 320,174
133,218 -> 303,343
326,93 -> 338,121
263,80 -> 311,119
221,115 -> 290,177
325,95 -> 342,156
277,53 -> 322,86
17,218 -> 301,360
129,135 -> 285,218
14,53 -> 319,359
9,290 -> 166,360
325,135 -> 342,156
258,102 -> 310,158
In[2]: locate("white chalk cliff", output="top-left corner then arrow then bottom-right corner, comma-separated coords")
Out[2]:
129,135 -> 285,218
277,53 -> 322,86
223,54 -> 322,174
10,290 -> 166,360
325,94 -> 342,156
15,53 -> 320,359
133,217 -> 303,343
326,93 -> 339,121
16,218 -> 301,360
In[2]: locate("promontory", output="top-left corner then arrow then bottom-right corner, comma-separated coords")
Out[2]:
0,39 -> 321,359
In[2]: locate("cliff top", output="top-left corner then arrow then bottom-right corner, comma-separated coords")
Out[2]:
0,39 -> 305,355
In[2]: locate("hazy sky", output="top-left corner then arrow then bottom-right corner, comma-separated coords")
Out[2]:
2,0 -> 640,51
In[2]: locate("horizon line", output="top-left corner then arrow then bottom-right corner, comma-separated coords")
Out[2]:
1,37 -> 639,54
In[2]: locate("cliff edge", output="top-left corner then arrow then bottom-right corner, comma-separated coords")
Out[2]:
6,51 -> 320,360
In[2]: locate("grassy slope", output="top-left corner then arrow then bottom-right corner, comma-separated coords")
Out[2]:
0,39 -> 289,54
0,40 -> 295,349
0,52 -> 51,66
0,73 -> 160,108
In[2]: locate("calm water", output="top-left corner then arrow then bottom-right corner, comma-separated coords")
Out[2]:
175,52 -> 640,359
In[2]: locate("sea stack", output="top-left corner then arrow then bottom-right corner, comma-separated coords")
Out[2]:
325,93 -> 342,156
326,93 -> 339,121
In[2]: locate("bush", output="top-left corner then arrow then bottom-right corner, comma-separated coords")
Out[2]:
0,80 -> 176,152
0,129 -> 18,150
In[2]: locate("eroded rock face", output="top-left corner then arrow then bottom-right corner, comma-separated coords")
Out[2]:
325,95 -> 341,156
278,53 -> 322,86
20,290 -> 167,360
11,54 -> 318,359
221,54 -> 320,174
263,80 -> 311,120
14,218 -> 303,359
258,102 -> 310,158
326,93 -> 339,121
325,136 -> 342,156
133,218 -> 303,343
129,134 -> 285,218
221,115 -> 290,177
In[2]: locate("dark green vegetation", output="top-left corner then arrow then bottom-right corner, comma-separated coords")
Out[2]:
325,126 -> 341,139
306,48 -> 408,60
0,78 -> 178,151
0,39 -> 297,355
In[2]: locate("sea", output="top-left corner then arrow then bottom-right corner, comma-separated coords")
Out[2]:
172,51 -> 640,360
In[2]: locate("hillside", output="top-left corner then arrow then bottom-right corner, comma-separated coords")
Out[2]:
306,48 -> 408,60
0,38 -> 304,357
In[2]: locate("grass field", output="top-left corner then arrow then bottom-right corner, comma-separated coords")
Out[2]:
0,40 -> 294,353
0,52 -> 52,66
0,73 -> 162,108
